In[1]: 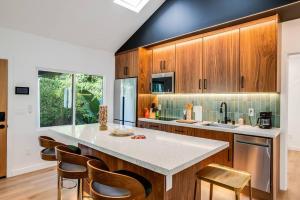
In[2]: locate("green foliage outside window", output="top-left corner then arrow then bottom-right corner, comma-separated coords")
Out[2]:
75,74 -> 103,125
39,71 -> 103,127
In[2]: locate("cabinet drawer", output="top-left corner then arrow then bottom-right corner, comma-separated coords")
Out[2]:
172,126 -> 194,136
148,122 -> 163,131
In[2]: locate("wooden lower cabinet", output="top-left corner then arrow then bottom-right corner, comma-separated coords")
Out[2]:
194,129 -> 233,167
171,126 -> 194,136
138,121 -> 233,167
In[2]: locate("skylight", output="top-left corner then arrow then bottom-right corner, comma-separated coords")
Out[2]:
114,0 -> 150,13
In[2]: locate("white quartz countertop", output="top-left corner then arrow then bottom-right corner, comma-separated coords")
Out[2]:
139,118 -> 280,138
48,123 -> 228,177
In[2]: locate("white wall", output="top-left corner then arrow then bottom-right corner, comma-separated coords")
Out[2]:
0,27 -> 115,177
281,18 -> 300,190
287,54 -> 300,151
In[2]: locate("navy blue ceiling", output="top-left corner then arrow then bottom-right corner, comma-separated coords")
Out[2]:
117,0 -> 298,53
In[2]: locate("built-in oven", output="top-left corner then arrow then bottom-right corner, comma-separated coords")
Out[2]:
151,72 -> 175,94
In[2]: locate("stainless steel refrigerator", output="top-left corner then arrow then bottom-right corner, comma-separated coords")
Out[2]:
113,78 -> 137,126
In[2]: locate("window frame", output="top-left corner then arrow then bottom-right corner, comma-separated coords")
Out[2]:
36,67 -> 105,129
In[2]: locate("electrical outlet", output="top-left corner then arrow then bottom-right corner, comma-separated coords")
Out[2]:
248,108 -> 255,117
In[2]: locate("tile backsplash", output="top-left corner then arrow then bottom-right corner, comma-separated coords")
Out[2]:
157,93 -> 280,127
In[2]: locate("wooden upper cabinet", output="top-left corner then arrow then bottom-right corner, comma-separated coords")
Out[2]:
240,20 -> 277,92
115,50 -> 138,79
175,39 -> 203,93
203,29 -> 240,93
138,49 -> 152,94
152,45 -> 175,74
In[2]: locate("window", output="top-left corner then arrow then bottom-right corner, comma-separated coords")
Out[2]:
114,0 -> 150,13
38,70 -> 103,127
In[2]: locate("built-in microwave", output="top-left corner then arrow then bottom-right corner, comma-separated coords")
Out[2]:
151,72 -> 175,94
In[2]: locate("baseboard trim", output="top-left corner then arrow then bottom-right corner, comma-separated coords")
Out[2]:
8,162 -> 56,177
288,146 -> 300,151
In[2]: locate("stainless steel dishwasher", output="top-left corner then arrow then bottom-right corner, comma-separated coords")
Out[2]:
234,134 -> 271,193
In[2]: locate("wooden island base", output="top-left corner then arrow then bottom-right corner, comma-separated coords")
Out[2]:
79,143 -> 227,200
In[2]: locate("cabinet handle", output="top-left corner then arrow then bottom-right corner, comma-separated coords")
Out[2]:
199,79 -> 202,90
160,61 -> 162,71
241,76 -> 245,89
227,149 -> 231,162
204,79 -> 208,89
163,60 -> 166,70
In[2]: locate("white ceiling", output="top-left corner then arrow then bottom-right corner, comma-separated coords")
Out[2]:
0,0 -> 165,52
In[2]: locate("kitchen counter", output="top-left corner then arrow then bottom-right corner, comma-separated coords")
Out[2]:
139,118 -> 280,138
48,123 -> 228,191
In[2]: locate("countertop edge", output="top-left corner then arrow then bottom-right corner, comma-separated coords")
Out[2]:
138,118 -> 280,138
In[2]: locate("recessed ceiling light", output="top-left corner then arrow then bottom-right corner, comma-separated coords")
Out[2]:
114,0 -> 150,13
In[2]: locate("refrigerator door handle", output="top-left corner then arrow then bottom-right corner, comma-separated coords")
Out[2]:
122,96 -> 125,125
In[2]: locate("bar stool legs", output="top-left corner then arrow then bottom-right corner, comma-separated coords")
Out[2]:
209,183 -> 213,200
57,176 -> 84,200
77,179 -> 84,200
57,175 -> 62,200
193,179 -> 253,200
249,180 -> 252,200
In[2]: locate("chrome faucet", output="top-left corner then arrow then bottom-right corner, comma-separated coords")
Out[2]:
220,102 -> 229,124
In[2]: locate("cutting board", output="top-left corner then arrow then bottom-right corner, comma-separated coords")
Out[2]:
176,120 -> 197,124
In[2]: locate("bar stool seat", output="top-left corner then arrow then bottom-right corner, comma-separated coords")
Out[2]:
41,148 -> 55,156
60,162 -> 87,172
92,182 -> 130,197
194,164 -> 252,200
39,136 -> 64,161
88,160 -> 152,200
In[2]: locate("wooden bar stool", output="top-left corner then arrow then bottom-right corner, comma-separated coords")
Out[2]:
56,145 -> 103,200
87,159 -> 152,200
194,164 -> 252,200
38,136 -> 64,161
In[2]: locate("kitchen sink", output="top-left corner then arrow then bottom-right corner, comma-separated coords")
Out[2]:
202,122 -> 239,129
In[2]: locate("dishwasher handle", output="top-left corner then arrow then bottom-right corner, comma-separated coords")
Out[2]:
235,140 -> 270,148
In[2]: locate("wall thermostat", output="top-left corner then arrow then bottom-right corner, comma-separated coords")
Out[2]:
15,87 -> 30,95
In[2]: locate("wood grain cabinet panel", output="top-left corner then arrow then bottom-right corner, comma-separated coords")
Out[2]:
194,129 -> 233,167
171,126 -> 194,136
115,50 -> 138,79
240,20 -> 277,92
153,45 -> 175,74
138,49 -> 152,94
203,29 -> 240,93
175,39 -> 203,93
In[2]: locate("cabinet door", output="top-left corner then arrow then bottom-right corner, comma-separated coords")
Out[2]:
115,53 -> 127,79
240,21 -> 277,92
203,29 -> 240,93
115,51 -> 138,79
153,45 -> 175,74
176,39 -> 203,93
171,126 -> 194,136
126,50 -> 138,77
138,49 -> 152,94
194,129 -> 233,167
148,122 -> 163,131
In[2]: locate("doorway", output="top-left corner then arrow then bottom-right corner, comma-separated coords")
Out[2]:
0,59 -> 8,177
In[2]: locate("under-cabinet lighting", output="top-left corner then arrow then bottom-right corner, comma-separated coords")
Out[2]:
114,0 -> 150,13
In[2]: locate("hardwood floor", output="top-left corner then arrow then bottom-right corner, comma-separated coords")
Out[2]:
0,151 -> 299,200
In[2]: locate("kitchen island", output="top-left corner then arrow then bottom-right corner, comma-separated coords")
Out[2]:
48,123 -> 229,200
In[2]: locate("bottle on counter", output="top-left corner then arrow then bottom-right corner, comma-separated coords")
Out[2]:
144,108 -> 150,118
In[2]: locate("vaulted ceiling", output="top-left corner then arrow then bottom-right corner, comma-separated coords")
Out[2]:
0,0 -> 165,52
